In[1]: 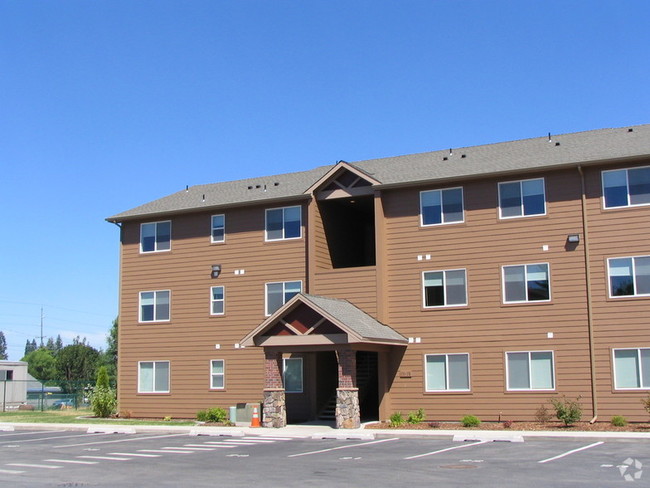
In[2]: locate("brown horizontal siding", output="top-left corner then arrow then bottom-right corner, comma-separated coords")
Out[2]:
312,267 -> 377,317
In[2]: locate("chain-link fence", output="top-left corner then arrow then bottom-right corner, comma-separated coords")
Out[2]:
1,379 -> 94,412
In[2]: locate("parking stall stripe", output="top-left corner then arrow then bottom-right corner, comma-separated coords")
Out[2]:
54,433 -> 187,448
404,441 -> 489,460
537,441 -> 604,464
198,443 -> 238,448
138,449 -> 193,454
0,430 -> 66,438
0,468 -> 25,474
243,437 -> 293,441
109,452 -> 161,458
2,432 -> 107,445
7,463 -> 62,469
45,459 -> 98,465
77,455 -> 131,461
288,437 -> 400,458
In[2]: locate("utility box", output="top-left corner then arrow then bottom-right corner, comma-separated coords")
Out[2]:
235,402 -> 261,423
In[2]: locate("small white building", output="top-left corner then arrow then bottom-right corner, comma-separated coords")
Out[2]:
0,361 -> 29,409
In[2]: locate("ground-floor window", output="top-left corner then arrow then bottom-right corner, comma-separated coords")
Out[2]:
506,351 -> 554,390
424,353 -> 470,391
210,360 -> 225,389
613,348 -> 650,389
138,361 -> 170,393
283,357 -> 303,393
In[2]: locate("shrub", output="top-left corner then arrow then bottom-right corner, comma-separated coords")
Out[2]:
89,366 -> 116,418
407,408 -> 425,425
389,412 -> 405,427
642,395 -> 650,417
461,415 -> 481,427
502,420 -> 513,429
163,416 -> 173,422
196,407 -> 228,423
427,422 -> 440,429
550,396 -> 582,426
534,404 -> 552,423
611,415 -> 627,427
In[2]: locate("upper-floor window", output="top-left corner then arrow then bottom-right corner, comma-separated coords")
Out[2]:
506,351 -> 555,391
613,348 -> 650,390
283,357 -> 303,393
502,263 -> 550,303
140,221 -> 171,253
211,214 -> 225,243
210,360 -> 225,390
422,269 -> 467,308
266,206 -> 302,241
420,188 -> 464,226
138,361 -> 170,393
498,178 -> 546,218
425,353 -> 470,392
140,290 -> 170,322
603,166 -> 650,209
266,281 -> 301,316
608,256 -> 650,297
210,286 -> 225,315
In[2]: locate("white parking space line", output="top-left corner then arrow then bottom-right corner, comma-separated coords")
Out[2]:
165,446 -> 214,451
288,437 -> 400,458
0,468 -> 25,474
405,441 -> 489,460
54,433 -> 187,448
77,455 -> 131,461
220,440 -> 273,445
138,449 -> 193,454
109,452 -> 161,458
0,430 -> 66,438
243,436 -> 293,441
538,441 -> 604,464
7,463 -> 62,469
2,432 -> 107,445
199,443 -> 237,448
44,459 -> 98,465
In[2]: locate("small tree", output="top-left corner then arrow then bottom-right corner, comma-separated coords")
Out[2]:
642,395 -> 650,418
90,366 -> 116,418
22,348 -> 56,381
0,331 -> 7,360
550,396 -> 582,426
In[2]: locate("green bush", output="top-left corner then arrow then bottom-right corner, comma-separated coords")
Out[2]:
550,396 -> 582,426
534,404 -> 552,423
389,412 -> 405,427
611,415 -> 627,427
407,408 -> 425,425
642,395 -> 650,417
89,366 -> 116,418
461,415 -> 481,427
196,407 -> 228,423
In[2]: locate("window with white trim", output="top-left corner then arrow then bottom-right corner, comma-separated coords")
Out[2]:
608,256 -> 650,297
210,286 -> 225,315
265,281 -> 301,315
613,348 -> 650,389
506,351 -> 555,390
265,206 -> 302,241
139,290 -> 170,322
425,353 -> 470,391
422,269 -> 467,308
502,263 -> 550,303
210,360 -> 225,389
283,357 -> 303,393
603,166 -> 650,209
420,188 -> 464,226
498,178 -> 546,218
138,361 -> 170,393
140,221 -> 171,253
211,214 -> 225,243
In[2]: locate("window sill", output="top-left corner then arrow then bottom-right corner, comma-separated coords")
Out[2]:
500,300 -> 553,307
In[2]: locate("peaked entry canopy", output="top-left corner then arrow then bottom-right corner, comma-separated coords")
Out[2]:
240,294 -> 407,347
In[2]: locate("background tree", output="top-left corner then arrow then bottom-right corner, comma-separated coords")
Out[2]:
56,344 -> 100,382
0,331 -> 7,360
21,348 -> 56,380
24,339 -> 38,357
100,318 -> 118,384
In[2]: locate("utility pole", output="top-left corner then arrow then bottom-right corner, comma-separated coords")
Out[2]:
40,307 -> 44,348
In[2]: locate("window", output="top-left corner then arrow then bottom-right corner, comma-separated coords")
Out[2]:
140,221 -> 171,253
420,188 -> 464,225
422,269 -> 467,308
283,357 -> 303,393
0,370 -> 13,381
211,214 -> 225,243
425,354 -> 470,391
608,256 -> 650,297
138,361 -> 170,393
265,281 -> 301,315
506,351 -> 555,390
139,290 -> 170,322
210,360 -> 225,389
265,206 -> 302,241
613,348 -> 650,389
210,286 -> 225,315
502,263 -> 550,303
498,178 -> 546,218
603,166 -> 650,209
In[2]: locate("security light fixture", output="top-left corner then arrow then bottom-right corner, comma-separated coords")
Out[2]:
567,234 -> 580,244
211,265 -> 222,279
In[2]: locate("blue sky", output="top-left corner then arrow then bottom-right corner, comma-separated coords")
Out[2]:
1,1 -> 649,361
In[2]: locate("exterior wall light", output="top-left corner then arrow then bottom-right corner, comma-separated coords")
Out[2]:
211,265 -> 222,278
567,234 -> 580,244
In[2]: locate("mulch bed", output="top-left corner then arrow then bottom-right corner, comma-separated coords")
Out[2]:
365,421 -> 650,432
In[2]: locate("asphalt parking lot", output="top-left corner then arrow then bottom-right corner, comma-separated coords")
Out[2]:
0,428 -> 647,487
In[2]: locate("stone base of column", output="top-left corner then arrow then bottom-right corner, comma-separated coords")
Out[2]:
263,389 -> 286,428
336,388 -> 360,429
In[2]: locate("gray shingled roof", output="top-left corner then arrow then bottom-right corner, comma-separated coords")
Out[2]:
108,124 -> 650,222
302,294 -> 407,344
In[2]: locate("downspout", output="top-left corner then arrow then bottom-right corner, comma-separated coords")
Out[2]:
577,166 -> 598,423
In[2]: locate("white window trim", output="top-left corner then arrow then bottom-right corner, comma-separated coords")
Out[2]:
265,205 -> 303,241
210,286 -> 225,316
602,165 -> 650,209
424,353 -> 471,392
210,359 -> 225,390
501,263 -> 551,304
139,290 -> 171,323
607,255 -> 650,298
140,221 -> 172,253
422,269 -> 468,308
211,214 -> 226,244
612,348 -> 650,390
505,350 -> 555,391
283,357 -> 303,393
498,178 -> 547,219
264,280 -> 302,316
419,187 -> 465,227
137,360 -> 170,394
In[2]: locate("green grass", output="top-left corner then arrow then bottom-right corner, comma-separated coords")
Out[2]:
0,409 -> 195,426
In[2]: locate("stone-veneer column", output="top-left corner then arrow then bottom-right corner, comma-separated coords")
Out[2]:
263,350 -> 286,428
336,349 -> 360,429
